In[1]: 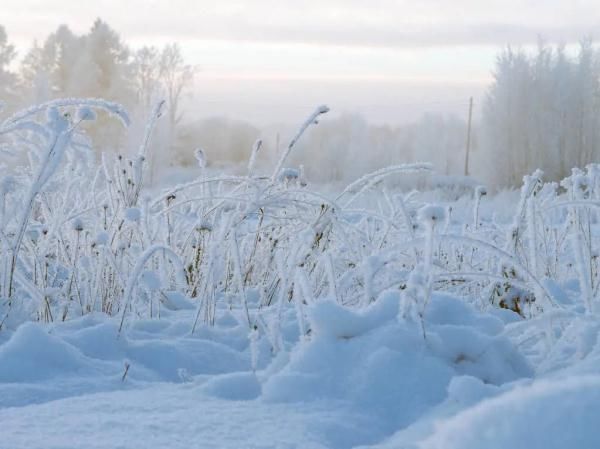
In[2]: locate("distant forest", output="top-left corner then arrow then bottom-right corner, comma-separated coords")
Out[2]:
2,22 -> 600,187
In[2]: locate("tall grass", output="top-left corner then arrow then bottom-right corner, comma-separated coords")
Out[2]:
0,99 -> 598,360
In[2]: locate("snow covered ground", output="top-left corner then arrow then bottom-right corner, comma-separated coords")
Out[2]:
2,291 -> 599,448
2,100 -> 600,448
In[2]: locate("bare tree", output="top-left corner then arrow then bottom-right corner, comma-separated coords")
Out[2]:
159,43 -> 194,140
0,25 -> 18,111
133,46 -> 162,110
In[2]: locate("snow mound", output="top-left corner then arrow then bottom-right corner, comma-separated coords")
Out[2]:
0,313 -> 255,406
262,292 -> 532,441
424,294 -> 533,384
161,291 -> 195,311
425,293 -> 504,336
0,323 -> 89,382
355,376 -> 509,449
55,315 -> 249,381
536,315 -> 600,376
422,376 -> 600,449
307,290 -> 399,339
445,375 -> 503,407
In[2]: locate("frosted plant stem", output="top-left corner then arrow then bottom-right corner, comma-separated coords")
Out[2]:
271,105 -> 329,183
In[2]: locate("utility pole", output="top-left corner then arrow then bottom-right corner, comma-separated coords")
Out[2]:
464,97 -> 473,177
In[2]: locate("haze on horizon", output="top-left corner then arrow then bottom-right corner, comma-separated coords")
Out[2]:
3,0 -> 599,125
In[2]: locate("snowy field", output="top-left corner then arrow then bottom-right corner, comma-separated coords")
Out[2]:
1,100 -> 600,448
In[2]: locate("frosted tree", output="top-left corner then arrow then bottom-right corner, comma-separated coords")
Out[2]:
571,39 -> 600,168
0,25 -> 18,113
31,25 -> 82,96
548,45 -> 571,177
18,20 -> 136,150
482,42 -> 600,186
19,41 -> 53,104
133,46 -> 162,110
482,47 -> 533,186
159,44 -> 194,152
129,43 -> 194,179
84,19 -> 134,103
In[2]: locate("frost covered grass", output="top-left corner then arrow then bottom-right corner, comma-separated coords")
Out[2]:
1,98 -> 600,448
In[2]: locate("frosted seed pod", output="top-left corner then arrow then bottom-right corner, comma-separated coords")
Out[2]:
278,167 -> 300,183
196,221 -> 213,232
417,204 -> 447,227
77,106 -> 97,121
72,218 -> 85,232
124,207 -> 141,223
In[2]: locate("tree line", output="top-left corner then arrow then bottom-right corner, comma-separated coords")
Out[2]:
481,40 -> 600,186
0,19 -> 193,162
2,21 -> 600,188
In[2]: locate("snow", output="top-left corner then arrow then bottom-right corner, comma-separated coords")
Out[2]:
260,291 -> 532,445
0,385 -> 334,449
0,322 -> 90,383
0,291 -> 544,448
94,231 -> 110,246
0,312 -> 252,407
1,97 -> 599,448
1,275 -> 598,448
421,376 -> 600,449
306,290 -> 400,339
201,371 -> 262,400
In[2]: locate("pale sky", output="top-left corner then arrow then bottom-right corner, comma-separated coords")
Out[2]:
2,0 -> 600,124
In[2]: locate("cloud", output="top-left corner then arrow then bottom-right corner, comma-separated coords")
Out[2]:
3,0 -> 600,48
134,22 -> 600,48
